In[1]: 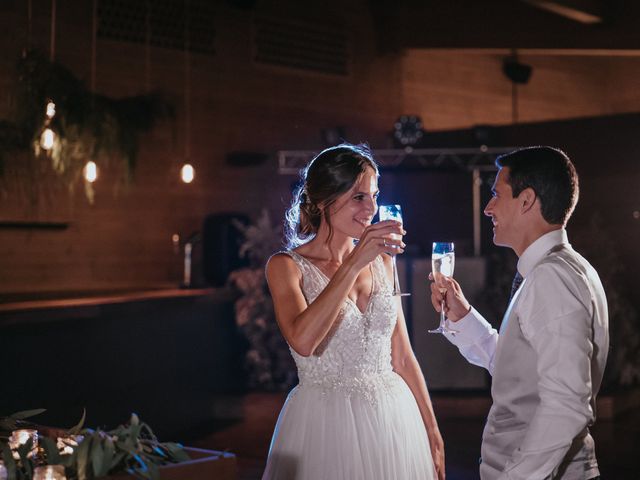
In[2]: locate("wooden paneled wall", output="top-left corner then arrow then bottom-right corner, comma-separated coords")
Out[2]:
1,0 -> 639,294
401,50 -> 640,130
0,0 -> 402,294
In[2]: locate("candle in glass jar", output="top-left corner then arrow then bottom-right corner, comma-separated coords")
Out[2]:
9,429 -> 38,458
9,428 -> 37,446
33,465 -> 67,480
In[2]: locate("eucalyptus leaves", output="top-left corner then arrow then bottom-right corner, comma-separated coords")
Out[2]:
0,411 -> 189,480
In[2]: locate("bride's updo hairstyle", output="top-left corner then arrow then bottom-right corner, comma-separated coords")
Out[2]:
285,143 -> 379,249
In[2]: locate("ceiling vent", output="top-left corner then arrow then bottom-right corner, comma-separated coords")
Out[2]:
98,0 -> 216,55
254,15 -> 349,76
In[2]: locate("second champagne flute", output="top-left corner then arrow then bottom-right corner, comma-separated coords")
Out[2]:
429,242 -> 458,334
378,204 -> 410,297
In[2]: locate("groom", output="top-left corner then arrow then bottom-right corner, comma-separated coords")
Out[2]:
430,146 -> 608,479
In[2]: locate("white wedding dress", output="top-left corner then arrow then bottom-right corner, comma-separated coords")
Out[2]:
262,251 -> 435,480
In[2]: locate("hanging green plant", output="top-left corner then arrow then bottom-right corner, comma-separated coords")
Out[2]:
0,49 -> 174,202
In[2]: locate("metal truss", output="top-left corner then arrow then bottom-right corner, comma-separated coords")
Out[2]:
277,147 -> 517,174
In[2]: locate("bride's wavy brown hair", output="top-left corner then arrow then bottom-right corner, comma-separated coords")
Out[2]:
285,143 -> 379,249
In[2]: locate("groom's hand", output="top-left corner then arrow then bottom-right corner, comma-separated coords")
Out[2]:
429,274 -> 471,322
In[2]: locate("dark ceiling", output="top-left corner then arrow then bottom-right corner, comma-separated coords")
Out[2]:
369,0 -> 640,52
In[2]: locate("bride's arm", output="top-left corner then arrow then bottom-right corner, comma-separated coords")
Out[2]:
266,221 -> 403,357
266,253 -> 359,357
387,256 -> 445,480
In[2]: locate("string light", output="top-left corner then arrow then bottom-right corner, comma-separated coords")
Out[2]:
35,1 -> 58,157
36,99 -> 57,152
180,1 -> 195,186
180,163 -> 194,183
84,161 -> 98,183
40,128 -> 55,150
46,101 -> 56,118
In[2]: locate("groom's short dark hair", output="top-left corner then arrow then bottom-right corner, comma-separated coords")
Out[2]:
496,146 -> 579,226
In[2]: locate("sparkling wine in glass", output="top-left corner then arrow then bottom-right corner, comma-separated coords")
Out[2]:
429,242 -> 458,334
378,204 -> 410,297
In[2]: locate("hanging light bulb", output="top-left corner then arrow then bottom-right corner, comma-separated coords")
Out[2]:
46,101 -> 56,118
181,163 -> 195,183
84,161 -> 98,183
40,128 -> 55,150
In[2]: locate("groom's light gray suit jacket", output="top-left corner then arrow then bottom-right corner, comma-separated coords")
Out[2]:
445,230 -> 609,479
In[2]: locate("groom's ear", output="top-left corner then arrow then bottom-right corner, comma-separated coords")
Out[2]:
519,187 -> 538,214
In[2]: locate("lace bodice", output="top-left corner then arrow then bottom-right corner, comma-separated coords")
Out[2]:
282,251 -> 399,398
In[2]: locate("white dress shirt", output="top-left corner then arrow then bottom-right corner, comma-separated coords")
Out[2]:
443,229 -> 609,479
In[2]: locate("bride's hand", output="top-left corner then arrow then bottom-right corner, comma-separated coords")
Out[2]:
347,220 -> 405,270
429,428 -> 446,480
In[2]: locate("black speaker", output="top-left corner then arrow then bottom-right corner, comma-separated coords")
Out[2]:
503,57 -> 532,84
202,213 -> 250,287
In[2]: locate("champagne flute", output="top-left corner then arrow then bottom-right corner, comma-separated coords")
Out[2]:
378,204 -> 410,297
429,242 -> 458,334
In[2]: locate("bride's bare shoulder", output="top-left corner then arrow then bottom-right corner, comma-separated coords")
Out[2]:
266,252 -> 300,276
266,253 -> 303,294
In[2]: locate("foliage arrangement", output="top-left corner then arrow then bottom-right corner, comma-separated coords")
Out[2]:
0,410 -> 189,480
228,209 -> 297,391
0,50 -> 173,202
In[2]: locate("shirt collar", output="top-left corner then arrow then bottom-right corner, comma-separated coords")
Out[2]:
517,228 -> 568,278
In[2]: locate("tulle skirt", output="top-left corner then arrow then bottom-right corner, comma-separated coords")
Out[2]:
262,372 -> 435,480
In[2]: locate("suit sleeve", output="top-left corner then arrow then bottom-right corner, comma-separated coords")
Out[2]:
444,308 -> 499,375
499,264 -> 595,479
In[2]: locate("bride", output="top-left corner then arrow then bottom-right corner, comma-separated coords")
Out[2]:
262,143 -> 444,480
